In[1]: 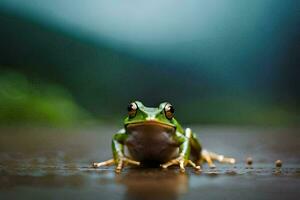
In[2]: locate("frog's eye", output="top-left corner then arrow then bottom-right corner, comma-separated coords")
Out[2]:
164,103 -> 174,119
127,102 -> 138,118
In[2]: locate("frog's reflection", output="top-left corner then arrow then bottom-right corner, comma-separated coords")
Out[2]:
115,168 -> 189,200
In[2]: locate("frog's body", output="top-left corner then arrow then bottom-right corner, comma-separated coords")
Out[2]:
126,122 -> 180,163
93,101 -> 235,172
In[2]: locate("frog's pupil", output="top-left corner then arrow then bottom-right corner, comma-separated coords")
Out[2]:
127,103 -> 137,111
169,106 -> 174,113
127,104 -> 133,112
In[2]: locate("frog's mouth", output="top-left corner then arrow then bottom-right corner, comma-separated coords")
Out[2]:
126,120 -> 176,131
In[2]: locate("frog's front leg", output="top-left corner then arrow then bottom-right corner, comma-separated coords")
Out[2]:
92,130 -> 140,173
160,128 -> 200,172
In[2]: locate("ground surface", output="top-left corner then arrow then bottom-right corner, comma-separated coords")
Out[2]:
0,126 -> 299,200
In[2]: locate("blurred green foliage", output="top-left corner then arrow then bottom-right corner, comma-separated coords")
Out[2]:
182,97 -> 299,126
0,70 -> 298,127
0,71 -> 90,126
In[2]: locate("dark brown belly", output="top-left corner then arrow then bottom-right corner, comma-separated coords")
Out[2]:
125,123 -> 179,164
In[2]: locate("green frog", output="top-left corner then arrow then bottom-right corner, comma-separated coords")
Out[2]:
93,101 -> 235,173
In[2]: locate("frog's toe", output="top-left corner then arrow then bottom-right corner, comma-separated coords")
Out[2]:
92,162 -> 99,168
202,149 -> 217,168
208,152 -> 236,164
201,149 -> 236,168
160,156 -> 200,172
123,157 -> 140,166
92,159 -> 115,168
202,149 -> 236,166
161,159 -> 178,169
209,164 -> 216,169
115,161 -> 123,173
224,157 -> 236,164
114,157 -> 140,173
179,160 -> 185,173
188,160 -> 202,171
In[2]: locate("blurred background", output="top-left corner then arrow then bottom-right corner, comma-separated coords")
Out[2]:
0,0 -> 299,126
0,2 -> 299,199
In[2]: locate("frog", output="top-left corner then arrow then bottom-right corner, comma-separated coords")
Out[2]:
93,101 -> 235,173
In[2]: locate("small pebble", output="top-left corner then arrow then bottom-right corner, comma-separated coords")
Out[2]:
275,160 -> 282,167
246,157 -> 253,165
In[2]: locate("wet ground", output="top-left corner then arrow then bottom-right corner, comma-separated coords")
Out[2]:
0,126 -> 299,200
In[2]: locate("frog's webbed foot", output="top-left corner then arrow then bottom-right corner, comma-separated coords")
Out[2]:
92,157 -> 140,173
201,149 -> 235,168
160,155 -> 201,172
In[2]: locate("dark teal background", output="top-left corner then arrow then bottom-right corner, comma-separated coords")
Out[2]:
0,0 -> 299,125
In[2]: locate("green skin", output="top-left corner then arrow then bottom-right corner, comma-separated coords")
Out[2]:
93,101 -> 235,172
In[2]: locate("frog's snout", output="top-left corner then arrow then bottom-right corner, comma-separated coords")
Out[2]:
146,116 -> 156,121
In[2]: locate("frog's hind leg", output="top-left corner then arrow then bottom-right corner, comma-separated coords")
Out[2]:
201,149 -> 235,168
207,150 -> 236,164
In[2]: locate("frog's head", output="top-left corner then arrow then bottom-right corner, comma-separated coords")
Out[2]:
124,101 -> 181,131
